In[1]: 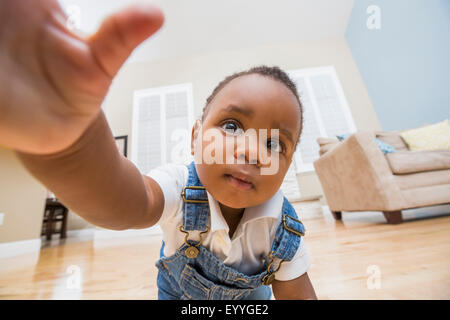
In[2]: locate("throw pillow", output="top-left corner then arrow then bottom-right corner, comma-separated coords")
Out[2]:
400,119 -> 450,151
336,133 -> 396,154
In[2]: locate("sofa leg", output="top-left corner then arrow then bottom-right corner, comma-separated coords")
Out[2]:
382,210 -> 403,224
331,211 -> 342,220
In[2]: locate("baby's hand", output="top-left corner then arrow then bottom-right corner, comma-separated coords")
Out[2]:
0,0 -> 164,154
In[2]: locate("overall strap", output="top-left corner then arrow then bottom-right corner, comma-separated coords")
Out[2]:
271,197 -> 305,261
262,197 -> 305,285
181,161 -> 210,231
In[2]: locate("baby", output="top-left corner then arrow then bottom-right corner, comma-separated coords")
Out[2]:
151,66 -> 316,299
1,1 -> 316,299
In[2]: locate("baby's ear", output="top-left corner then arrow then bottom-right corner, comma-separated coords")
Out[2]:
190,120 -> 201,155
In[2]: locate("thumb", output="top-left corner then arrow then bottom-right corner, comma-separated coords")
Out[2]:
88,3 -> 164,78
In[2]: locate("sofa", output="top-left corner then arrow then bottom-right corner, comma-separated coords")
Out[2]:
313,130 -> 450,224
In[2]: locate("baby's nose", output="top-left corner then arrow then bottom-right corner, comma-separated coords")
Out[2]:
235,134 -> 259,165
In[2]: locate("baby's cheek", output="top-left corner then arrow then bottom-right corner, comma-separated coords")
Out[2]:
197,128 -> 227,164
260,162 -> 288,192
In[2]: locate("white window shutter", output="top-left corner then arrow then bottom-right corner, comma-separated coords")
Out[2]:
292,76 -> 324,170
289,66 -> 356,173
132,83 -> 194,174
133,94 -> 162,175
309,74 -> 352,138
165,91 -> 191,165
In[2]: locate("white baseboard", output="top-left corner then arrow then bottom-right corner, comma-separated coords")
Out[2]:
94,225 -> 162,240
35,226 -> 162,250
94,225 -> 162,249
0,238 -> 41,259
39,228 -> 97,247
66,228 -> 96,240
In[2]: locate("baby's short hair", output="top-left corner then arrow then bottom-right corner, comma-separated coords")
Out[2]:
201,65 -> 304,146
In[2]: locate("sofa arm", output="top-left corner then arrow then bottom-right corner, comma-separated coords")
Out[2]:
313,132 -> 405,211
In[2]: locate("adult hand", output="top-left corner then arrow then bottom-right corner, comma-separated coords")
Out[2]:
0,0 -> 164,154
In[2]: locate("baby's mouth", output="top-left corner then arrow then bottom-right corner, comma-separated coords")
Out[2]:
224,173 -> 255,191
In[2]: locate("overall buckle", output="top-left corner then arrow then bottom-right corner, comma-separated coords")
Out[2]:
179,225 -> 210,258
181,186 -> 209,203
282,214 -> 305,237
261,251 -> 285,285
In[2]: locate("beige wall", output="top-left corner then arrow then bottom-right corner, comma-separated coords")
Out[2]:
0,148 -> 47,243
0,37 -> 380,244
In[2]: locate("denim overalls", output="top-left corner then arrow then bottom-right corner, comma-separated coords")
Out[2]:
155,161 -> 306,300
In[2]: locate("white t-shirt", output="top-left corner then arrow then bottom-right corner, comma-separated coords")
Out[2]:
147,163 -> 311,281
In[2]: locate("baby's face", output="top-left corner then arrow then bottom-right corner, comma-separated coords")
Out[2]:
191,74 -> 301,209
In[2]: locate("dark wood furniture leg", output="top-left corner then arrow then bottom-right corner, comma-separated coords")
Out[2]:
60,207 -> 68,239
331,211 -> 342,220
46,207 -> 55,241
382,210 -> 403,224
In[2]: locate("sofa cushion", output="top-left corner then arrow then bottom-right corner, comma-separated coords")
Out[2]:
317,137 -> 340,156
318,143 -> 339,156
375,131 -> 408,151
386,149 -> 450,174
400,119 -> 450,151
317,137 -> 339,145
336,133 -> 396,154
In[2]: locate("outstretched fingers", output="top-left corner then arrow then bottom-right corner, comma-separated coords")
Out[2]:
88,3 -> 164,78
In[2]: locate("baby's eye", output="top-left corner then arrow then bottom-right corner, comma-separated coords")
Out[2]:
266,138 -> 284,153
221,120 -> 244,135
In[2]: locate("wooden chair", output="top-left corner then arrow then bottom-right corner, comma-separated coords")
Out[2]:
42,198 -> 68,240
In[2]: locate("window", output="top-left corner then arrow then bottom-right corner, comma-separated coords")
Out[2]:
131,83 -> 195,174
288,66 -> 356,173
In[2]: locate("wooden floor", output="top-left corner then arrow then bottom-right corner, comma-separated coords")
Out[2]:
1,203 -> 449,300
